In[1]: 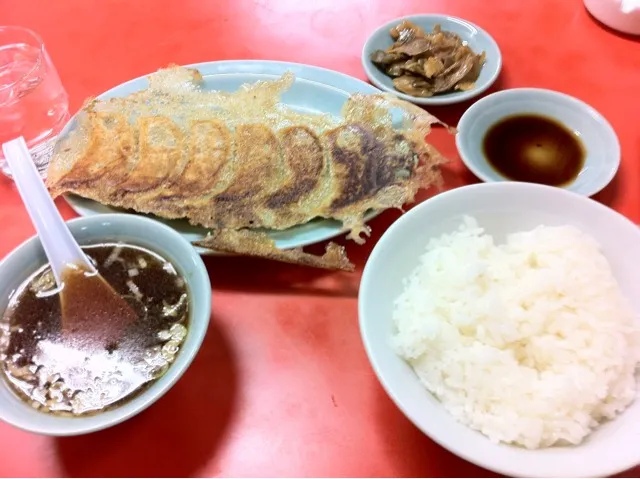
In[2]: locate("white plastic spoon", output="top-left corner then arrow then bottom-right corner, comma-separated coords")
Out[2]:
3,137 -> 95,282
2,137 -> 137,347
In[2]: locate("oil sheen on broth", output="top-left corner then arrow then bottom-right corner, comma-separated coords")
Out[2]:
482,114 -> 585,186
0,243 -> 189,416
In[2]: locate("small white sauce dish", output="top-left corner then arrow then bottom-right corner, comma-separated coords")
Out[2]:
361,14 -> 502,106
0,214 -> 211,436
359,182 -> 640,477
456,88 -> 620,196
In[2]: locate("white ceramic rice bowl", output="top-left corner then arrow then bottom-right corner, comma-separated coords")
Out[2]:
359,182 -> 640,477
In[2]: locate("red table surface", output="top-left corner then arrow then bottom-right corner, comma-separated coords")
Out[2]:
1,0 -> 639,477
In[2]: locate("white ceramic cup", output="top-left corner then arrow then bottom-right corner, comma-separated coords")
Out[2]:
584,0 -> 640,35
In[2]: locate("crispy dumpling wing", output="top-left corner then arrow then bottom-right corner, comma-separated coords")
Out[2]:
193,229 -> 354,272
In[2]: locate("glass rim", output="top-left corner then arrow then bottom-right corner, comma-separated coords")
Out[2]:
0,25 -> 46,94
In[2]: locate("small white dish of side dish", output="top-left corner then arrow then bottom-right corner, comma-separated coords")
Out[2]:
359,182 -> 640,478
0,214 -> 211,436
361,14 -> 502,105
456,88 -> 620,197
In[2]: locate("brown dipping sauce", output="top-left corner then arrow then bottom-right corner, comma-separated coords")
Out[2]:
482,114 -> 586,186
0,243 -> 189,416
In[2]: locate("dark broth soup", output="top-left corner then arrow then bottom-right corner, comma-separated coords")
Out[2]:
0,243 -> 189,416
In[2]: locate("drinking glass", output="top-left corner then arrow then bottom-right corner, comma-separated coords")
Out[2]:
0,26 -> 70,179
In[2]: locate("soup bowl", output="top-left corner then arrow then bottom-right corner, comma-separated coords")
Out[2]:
0,213 -> 211,436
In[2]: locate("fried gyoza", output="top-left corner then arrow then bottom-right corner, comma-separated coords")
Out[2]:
47,66 -> 447,270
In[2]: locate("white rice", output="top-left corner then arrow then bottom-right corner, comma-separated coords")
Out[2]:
392,216 -> 640,449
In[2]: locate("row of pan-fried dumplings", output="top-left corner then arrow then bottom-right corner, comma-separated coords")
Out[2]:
47,66 -> 447,270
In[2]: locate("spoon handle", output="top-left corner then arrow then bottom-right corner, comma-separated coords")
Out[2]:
2,137 -> 96,284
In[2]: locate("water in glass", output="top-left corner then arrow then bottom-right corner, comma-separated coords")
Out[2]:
0,27 -> 69,178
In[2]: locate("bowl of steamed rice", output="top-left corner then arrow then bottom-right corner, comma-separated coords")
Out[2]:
359,182 -> 640,477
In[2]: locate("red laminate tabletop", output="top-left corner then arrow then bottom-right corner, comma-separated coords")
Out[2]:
1,0 -> 639,477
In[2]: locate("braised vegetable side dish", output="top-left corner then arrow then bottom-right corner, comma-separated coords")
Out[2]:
370,21 -> 486,97
46,66 -> 447,270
